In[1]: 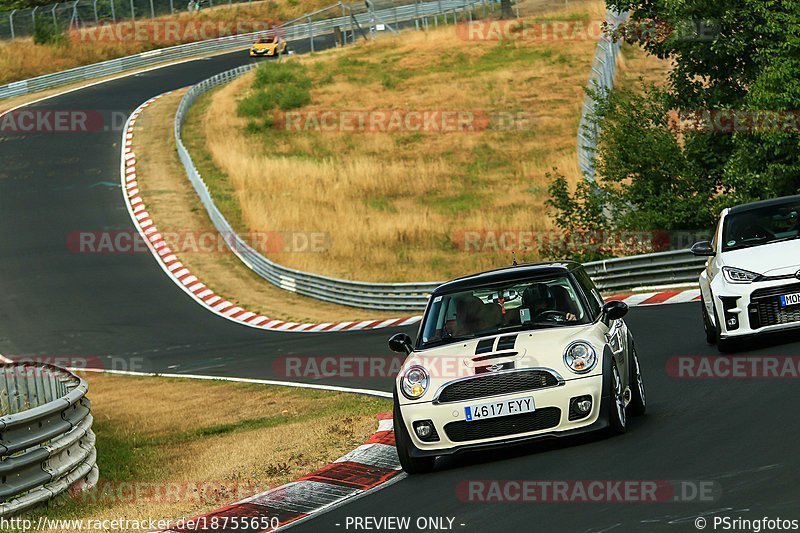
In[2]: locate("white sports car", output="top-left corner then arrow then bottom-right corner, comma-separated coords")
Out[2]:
388,262 -> 646,474
693,194 -> 800,351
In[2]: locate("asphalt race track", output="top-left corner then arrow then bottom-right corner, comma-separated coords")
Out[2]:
2,35 -> 800,533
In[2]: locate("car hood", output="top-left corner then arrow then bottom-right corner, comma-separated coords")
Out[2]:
252,43 -> 277,50
400,325 -> 606,402
721,239 -> 800,277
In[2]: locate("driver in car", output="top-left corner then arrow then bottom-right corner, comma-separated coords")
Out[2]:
523,283 -> 577,322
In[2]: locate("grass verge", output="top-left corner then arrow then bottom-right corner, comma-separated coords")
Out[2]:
23,372 -> 390,532
134,90 -> 402,323
188,0 -> 627,283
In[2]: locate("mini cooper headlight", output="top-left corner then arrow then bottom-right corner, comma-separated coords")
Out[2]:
401,365 -> 429,400
722,266 -> 761,284
563,341 -> 597,374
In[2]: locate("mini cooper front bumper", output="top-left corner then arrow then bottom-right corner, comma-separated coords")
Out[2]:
398,371 -> 611,457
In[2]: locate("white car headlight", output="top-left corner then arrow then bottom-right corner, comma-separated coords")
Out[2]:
563,341 -> 597,374
722,266 -> 761,284
401,365 -> 429,400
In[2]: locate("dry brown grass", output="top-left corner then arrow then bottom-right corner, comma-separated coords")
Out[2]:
617,41 -> 671,89
198,0 -> 608,283
32,372 -> 390,532
134,90 -> 400,322
0,0 -> 334,85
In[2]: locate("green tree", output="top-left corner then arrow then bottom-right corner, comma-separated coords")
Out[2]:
547,0 -> 800,246
725,1 -> 800,199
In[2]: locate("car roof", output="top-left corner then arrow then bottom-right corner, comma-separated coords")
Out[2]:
728,194 -> 800,215
432,261 -> 582,295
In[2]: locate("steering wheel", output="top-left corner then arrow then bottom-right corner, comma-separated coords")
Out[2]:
535,310 -> 568,322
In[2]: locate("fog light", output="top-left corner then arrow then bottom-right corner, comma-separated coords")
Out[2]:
569,395 -> 593,421
412,420 -> 439,442
727,317 -> 738,328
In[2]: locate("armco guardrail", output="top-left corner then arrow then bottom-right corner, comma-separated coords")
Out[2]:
577,9 -> 628,182
0,0 -> 489,100
584,249 -> 707,292
0,362 -> 97,517
176,67 -> 705,311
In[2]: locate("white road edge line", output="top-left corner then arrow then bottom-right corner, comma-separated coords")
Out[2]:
69,367 -> 392,398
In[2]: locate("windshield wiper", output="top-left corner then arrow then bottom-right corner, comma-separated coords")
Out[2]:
422,334 -> 476,348
766,235 -> 800,245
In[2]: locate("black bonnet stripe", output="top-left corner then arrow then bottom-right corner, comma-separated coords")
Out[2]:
475,338 -> 495,355
497,334 -> 517,351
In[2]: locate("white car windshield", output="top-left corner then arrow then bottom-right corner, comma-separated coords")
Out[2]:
722,200 -> 800,251
420,275 -> 589,349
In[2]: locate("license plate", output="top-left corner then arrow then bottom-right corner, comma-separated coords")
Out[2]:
465,397 -> 534,422
780,293 -> 800,307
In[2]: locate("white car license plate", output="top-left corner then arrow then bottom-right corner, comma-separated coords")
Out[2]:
780,293 -> 800,307
465,397 -> 534,422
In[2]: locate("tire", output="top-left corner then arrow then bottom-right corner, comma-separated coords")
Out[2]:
627,347 -> 646,417
713,307 -> 735,353
393,394 -> 436,474
701,295 -> 717,345
607,361 -> 627,435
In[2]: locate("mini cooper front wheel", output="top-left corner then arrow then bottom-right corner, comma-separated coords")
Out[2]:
627,347 -> 646,416
393,393 -> 436,474
607,361 -> 627,435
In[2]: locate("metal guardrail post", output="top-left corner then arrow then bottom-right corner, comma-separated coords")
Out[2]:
307,15 -> 314,51
110,0 -> 116,22
8,10 -> 14,40
129,0 -> 135,19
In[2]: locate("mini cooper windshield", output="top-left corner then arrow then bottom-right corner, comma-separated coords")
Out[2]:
722,199 -> 800,251
420,274 -> 589,348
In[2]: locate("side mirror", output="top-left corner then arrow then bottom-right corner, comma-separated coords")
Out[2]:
690,241 -> 716,257
602,301 -> 628,324
388,333 -> 413,355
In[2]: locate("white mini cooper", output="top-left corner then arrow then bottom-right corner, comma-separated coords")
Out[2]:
692,194 -> 800,351
388,262 -> 646,474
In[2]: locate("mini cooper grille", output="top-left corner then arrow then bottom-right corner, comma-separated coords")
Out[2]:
444,407 -> 561,442
751,283 -> 800,328
436,370 -> 560,404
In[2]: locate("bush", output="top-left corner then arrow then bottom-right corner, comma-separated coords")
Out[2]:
277,85 -> 310,110
33,15 -> 65,46
238,60 -> 311,122
253,61 -> 311,90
